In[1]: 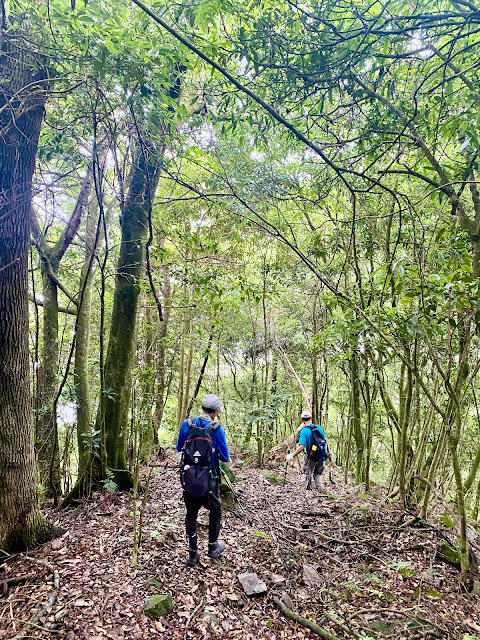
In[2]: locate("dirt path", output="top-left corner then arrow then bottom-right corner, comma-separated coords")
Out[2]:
1,453 -> 479,639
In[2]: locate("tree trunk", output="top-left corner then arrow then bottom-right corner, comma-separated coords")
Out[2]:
153,266 -> 172,433
180,315 -> 195,420
350,352 -> 364,484
36,263 -> 62,496
75,195 -> 109,478
138,306 -> 156,464
362,366 -> 376,491
94,142 -> 161,489
32,171 -> 89,497
0,36 -> 53,550
398,362 -> 413,509
186,326 -> 215,416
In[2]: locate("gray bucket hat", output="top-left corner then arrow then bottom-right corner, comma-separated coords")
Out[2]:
202,394 -> 222,412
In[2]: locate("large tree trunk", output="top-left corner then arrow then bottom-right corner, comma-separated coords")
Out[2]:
0,35 -> 53,550
94,142 -> 161,489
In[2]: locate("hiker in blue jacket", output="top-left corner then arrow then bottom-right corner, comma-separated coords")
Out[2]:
286,410 -> 330,491
176,394 -> 230,567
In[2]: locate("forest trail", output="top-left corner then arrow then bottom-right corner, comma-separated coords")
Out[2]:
1,452 -> 479,640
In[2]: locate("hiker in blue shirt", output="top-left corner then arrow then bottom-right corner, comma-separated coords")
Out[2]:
177,394 -> 230,567
286,410 -> 330,491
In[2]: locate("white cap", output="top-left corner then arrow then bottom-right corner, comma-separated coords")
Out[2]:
301,410 -> 312,419
202,394 -> 222,412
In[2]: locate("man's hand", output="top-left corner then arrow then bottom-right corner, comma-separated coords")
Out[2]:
286,453 -> 294,462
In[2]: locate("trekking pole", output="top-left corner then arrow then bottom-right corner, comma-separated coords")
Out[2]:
219,467 -> 252,524
220,466 -> 238,498
328,455 -> 336,485
283,458 -> 289,485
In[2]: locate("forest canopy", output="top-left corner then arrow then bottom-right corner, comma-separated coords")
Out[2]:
1,0 -> 480,585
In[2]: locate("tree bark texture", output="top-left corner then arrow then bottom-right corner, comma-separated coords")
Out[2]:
75,195 -> 106,478
0,36 -> 52,550
36,261 -> 62,496
95,142 -> 161,488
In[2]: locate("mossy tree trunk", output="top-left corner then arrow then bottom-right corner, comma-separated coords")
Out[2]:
0,34 -> 53,550
37,258 -> 61,496
94,142 -> 161,489
74,194 -> 110,481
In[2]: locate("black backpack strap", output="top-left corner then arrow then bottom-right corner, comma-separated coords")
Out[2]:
306,425 -> 316,456
209,421 -> 221,431
186,417 -> 197,429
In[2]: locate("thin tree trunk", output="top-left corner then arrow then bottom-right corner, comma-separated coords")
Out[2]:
75,199 -> 100,477
32,173 -> 89,496
153,266 -> 171,433
344,393 -> 353,484
420,423 -> 448,519
472,475 -> 480,520
362,366 -> 376,491
138,306 -> 156,463
36,263 -> 62,496
181,315 -> 195,419
398,362 -> 413,509
350,352 -> 364,484
186,326 -> 215,416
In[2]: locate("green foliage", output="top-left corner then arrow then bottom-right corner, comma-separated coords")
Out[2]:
17,0 -> 480,550
387,560 -> 417,577
253,530 -> 270,539
100,468 -> 118,494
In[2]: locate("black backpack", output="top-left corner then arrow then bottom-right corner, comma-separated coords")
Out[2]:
307,425 -> 328,463
180,418 -> 220,496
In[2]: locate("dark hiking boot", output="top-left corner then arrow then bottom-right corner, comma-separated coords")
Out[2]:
207,540 -> 225,558
186,550 -> 200,567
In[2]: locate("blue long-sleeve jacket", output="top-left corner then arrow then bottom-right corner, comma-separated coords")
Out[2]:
176,416 -> 230,462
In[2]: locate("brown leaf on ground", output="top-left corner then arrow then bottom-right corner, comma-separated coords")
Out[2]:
1,458 -> 478,639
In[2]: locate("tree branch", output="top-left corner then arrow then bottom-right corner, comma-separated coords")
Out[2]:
273,597 -> 344,640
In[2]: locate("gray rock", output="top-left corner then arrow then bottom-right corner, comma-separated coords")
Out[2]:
280,591 -> 293,610
54,608 -> 68,622
238,572 -> 267,596
303,563 -> 321,587
144,594 -> 173,618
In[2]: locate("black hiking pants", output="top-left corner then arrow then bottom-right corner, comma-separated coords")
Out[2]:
184,487 -> 221,551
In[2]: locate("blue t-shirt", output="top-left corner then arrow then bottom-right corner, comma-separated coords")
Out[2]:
176,416 -> 230,462
299,424 -> 326,452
